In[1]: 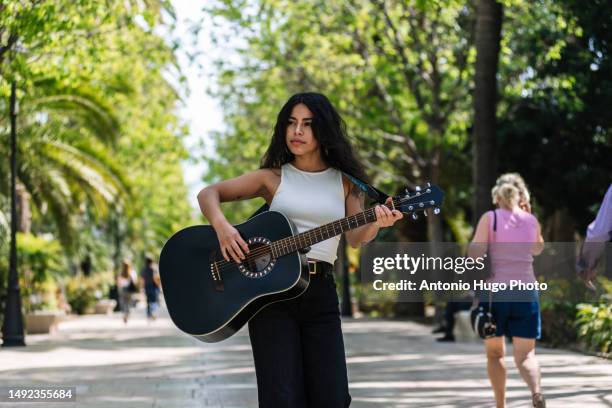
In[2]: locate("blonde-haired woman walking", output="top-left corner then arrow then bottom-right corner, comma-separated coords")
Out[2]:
469,173 -> 546,408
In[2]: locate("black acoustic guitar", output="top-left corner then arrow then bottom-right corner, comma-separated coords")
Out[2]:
159,184 -> 444,343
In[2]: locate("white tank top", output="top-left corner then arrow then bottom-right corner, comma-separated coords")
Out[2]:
270,163 -> 345,264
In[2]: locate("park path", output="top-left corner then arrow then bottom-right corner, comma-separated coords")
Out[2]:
1,302 -> 611,407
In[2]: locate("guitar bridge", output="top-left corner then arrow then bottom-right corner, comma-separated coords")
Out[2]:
209,251 -> 224,292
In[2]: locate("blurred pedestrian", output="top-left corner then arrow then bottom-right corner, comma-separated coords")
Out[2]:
140,254 -> 161,321
435,296 -> 474,342
468,173 -> 546,408
117,259 -> 138,323
577,183 -> 612,289
55,287 -> 71,314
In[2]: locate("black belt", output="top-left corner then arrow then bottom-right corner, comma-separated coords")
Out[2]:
307,260 -> 334,276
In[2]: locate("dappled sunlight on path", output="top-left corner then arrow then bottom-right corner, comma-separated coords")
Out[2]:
0,305 -> 610,407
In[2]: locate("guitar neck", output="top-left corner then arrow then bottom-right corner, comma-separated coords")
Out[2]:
271,200 -> 396,258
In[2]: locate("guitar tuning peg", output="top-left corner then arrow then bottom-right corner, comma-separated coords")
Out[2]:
423,210 -> 428,217
415,186 -> 421,192
433,207 -> 441,215
427,182 -> 431,187
411,213 -> 418,220
404,188 -> 410,196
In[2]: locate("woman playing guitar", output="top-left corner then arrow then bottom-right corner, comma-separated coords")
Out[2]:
197,92 -> 403,408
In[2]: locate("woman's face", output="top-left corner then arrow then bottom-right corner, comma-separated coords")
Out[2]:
285,103 -> 319,156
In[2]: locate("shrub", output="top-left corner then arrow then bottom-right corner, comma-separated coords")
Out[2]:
540,300 -> 579,347
64,272 -> 114,315
575,301 -> 612,354
16,233 -> 65,312
65,275 -> 99,315
358,284 -> 398,317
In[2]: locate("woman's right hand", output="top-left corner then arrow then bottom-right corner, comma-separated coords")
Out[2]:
214,220 -> 250,263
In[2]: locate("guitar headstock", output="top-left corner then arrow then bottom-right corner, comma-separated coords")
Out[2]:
393,183 -> 444,220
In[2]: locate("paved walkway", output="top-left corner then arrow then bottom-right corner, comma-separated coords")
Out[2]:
1,303 -> 611,407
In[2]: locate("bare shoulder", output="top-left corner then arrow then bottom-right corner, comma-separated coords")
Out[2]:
258,168 -> 281,182
206,168 -> 281,203
259,168 -> 281,203
477,211 -> 492,233
479,211 -> 491,225
241,168 -> 278,181
265,168 -> 281,177
471,212 -> 491,243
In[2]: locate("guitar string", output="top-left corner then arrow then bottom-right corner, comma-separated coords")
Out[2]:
211,206 -> 380,275
210,202 -> 390,274
213,198 -> 397,268
211,194 -> 435,274
210,194 -> 434,274
214,208 -> 377,273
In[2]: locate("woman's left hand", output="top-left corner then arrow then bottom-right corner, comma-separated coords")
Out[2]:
374,197 -> 403,227
578,265 -> 597,291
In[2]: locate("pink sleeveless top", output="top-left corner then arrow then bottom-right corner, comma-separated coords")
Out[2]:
488,208 -> 538,283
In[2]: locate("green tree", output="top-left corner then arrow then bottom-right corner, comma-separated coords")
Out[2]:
203,0 -> 476,241
496,0 -> 612,239
0,78 -> 128,249
0,1 -> 192,314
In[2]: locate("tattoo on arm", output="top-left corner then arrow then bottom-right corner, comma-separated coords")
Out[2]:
350,184 -> 365,210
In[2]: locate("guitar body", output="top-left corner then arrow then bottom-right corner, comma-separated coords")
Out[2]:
159,183 -> 444,343
159,211 -> 309,343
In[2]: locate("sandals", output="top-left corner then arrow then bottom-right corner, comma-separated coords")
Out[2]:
532,393 -> 546,408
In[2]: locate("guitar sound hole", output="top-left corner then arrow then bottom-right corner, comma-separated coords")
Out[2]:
245,242 -> 271,272
238,237 -> 276,278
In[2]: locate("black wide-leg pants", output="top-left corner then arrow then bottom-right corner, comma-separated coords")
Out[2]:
248,271 -> 351,408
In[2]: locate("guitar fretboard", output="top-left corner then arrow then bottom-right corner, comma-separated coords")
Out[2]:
270,201 -> 395,258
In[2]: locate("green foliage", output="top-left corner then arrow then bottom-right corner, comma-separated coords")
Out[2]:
539,275 -> 612,350
358,284 -> 398,318
0,212 -> 7,320
540,300 -> 578,347
64,272 -> 113,315
17,232 -> 64,283
0,1 -> 172,84
24,279 -> 59,313
497,0 -> 612,232
64,276 -> 98,315
14,232 -> 65,312
202,0 -> 476,236
201,0 -> 611,243
575,301 -> 612,354
1,0 -> 192,280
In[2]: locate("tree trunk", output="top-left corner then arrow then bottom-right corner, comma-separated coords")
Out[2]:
472,0 -> 503,225
543,209 -> 576,242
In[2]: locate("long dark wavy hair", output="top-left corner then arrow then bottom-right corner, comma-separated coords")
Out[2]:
260,92 -> 369,182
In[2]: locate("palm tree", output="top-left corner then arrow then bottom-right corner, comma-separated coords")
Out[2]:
0,78 -> 130,251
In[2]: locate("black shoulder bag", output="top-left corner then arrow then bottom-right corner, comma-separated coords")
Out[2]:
127,278 -> 138,294
471,210 -> 498,339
